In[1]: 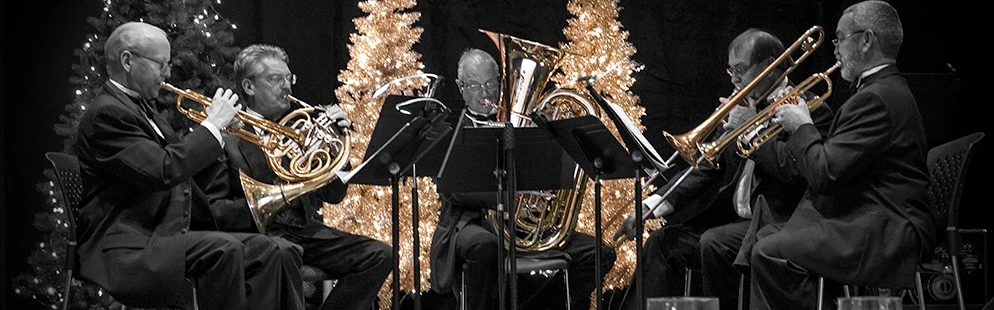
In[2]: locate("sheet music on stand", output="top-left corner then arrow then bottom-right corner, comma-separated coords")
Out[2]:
591,90 -> 674,186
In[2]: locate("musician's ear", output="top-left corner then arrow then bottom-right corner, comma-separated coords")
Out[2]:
241,78 -> 255,96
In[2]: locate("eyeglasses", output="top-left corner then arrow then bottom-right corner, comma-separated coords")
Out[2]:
259,73 -> 297,86
726,66 -> 748,77
455,79 -> 498,93
832,30 -> 868,46
129,51 -> 171,73
726,56 -> 772,78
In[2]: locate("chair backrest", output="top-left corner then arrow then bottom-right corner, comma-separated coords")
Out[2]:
926,132 -> 984,230
45,151 -> 84,241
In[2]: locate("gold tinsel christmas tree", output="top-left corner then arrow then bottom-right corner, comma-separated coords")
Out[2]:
328,0 -> 653,307
328,0 -> 436,308
552,0 -> 659,300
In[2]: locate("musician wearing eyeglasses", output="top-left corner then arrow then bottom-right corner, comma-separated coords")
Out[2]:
748,1 -> 934,308
206,44 -> 391,310
74,22 -> 305,310
613,29 -> 834,310
429,48 -> 617,310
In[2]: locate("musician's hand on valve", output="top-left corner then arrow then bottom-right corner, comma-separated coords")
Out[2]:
205,88 -> 241,128
722,97 -> 757,131
324,104 -> 352,128
774,103 -> 812,133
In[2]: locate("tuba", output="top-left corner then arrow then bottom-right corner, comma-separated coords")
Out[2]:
163,82 -> 351,233
479,30 -> 599,252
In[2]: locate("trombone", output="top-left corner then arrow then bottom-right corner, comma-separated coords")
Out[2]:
663,25 -> 828,169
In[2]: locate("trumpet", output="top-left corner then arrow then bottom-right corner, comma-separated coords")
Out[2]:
162,82 -> 351,233
687,25 -> 828,169
162,82 -> 307,155
735,61 -> 841,157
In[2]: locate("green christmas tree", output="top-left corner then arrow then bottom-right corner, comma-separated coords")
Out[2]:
13,0 -> 239,308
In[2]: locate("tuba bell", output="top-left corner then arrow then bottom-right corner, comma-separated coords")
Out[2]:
479,30 -> 599,252
163,82 -> 351,233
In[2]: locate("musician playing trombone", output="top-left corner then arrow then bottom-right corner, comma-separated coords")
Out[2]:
748,2 -> 934,308
74,22 -> 305,310
614,29 -> 834,310
207,44 -> 391,310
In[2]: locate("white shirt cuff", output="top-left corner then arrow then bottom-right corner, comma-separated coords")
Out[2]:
643,193 -> 672,218
200,120 -> 224,148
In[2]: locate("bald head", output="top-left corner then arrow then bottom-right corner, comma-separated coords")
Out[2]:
105,22 -> 171,99
105,22 -> 168,75
457,49 -> 499,81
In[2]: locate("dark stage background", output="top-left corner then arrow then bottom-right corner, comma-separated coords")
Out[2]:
3,0 -> 990,309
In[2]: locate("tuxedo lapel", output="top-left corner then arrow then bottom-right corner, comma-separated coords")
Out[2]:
103,82 -> 172,145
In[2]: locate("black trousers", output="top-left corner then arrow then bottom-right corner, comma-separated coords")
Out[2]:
185,231 -> 304,310
520,233 -> 617,310
749,224 -> 820,310
700,221 -> 749,310
280,227 -> 392,310
622,224 -> 709,310
454,223 -> 616,310
455,222 -> 500,310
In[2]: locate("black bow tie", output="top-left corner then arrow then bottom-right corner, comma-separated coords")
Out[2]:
128,95 -> 157,118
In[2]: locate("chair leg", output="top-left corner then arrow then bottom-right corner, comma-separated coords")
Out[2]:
460,270 -> 466,310
563,269 -> 571,310
817,276 -> 824,310
684,267 -> 692,297
62,273 -> 73,310
843,285 -> 851,298
915,271 -> 926,310
737,274 -> 745,310
951,256 -> 966,310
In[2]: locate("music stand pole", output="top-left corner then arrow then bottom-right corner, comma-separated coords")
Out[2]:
593,158 -> 604,310
411,164 -> 422,310
493,130 -> 507,310
504,124 -> 518,310
389,163 -> 402,309
632,151 -> 644,310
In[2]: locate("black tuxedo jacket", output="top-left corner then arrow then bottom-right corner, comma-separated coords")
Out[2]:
751,65 -> 935,288
74,81 -> 225,306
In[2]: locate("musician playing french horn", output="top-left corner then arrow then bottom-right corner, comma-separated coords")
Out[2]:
207,44 -> 391,310
613,29 -> 834,310
428,48 -> 616,310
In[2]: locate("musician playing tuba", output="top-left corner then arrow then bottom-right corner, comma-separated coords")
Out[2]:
613,28 -> 835,310
428,47 -> 616,310
206,44 -> 390,310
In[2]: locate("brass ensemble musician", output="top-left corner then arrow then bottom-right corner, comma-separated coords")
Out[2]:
614,29 -> 834,310
429,48 -> 617,310
749,1 -> 935,308
206,44 -> 391,310
73,22 -> 305,310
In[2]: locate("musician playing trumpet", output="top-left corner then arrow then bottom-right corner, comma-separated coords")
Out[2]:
614,29 -> 834,310
749,2 -> 935,308
207,44 -> 391,310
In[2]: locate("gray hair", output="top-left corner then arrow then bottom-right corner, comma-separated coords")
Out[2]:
844,0 -> 903,57
104,22 -> 167,75
233,44 -> 289,97
457,48 -> 499,80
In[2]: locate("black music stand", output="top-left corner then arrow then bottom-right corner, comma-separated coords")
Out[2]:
435,124 -> 575,310
532,113 -> 636,310
339,95 -> 452,310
